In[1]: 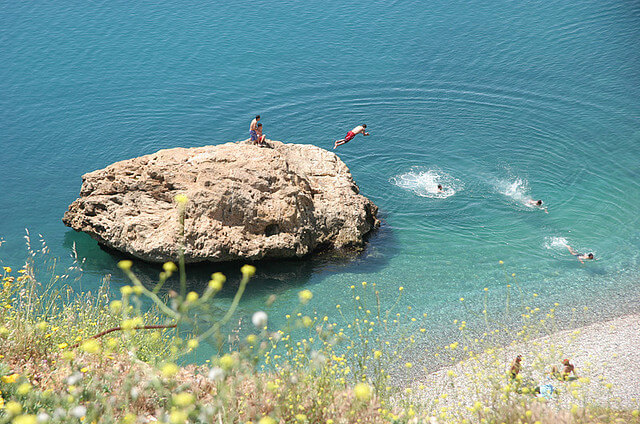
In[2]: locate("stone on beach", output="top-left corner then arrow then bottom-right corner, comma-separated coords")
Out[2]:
62,140 -> 380,263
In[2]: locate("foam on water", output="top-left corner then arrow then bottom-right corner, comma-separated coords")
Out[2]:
390,168 -> 461,199
545,236 -> 569,250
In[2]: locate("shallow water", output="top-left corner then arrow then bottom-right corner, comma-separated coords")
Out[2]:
1,0 -> 639,362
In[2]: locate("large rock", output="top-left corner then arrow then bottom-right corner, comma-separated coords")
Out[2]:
63,141 -> 380,263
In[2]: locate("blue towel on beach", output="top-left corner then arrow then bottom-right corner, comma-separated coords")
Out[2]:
538,383 -> 554,400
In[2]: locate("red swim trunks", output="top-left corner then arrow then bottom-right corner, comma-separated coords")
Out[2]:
344,131 -> 355,142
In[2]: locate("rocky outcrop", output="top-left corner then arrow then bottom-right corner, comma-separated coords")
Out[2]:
63,140 -> 380,263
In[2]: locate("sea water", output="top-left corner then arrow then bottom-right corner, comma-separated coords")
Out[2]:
1,0 -> 639,364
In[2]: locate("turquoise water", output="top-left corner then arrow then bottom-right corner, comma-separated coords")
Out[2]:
1,0 -> 639,358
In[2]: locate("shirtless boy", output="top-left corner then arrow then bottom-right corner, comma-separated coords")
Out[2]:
334,124 -> 370,149
551,359 -> 578,380
250,115 -> 260,143
509,355 -> 523,379
564,244 -> 594,264
256,123 -> 267,146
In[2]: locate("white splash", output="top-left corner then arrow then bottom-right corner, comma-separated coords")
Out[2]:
496,178 -> 545,210
544,236 -> 568,250
390,168 -> 461,199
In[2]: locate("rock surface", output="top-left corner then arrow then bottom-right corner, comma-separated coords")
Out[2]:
63,140 -> 380,263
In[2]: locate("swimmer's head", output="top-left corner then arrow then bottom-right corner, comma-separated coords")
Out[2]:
257,123 -> 262,127
255,115 -> 260,120
587,253 -> 594,259
437,184 -> 443,190
536,200 -> 543,206
562,359 -> 570,365
362,124 -> 367,128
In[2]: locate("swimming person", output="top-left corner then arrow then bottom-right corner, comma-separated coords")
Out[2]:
250,115 -> 261,144
437,184 -> 443,192
564,244 -> 594,264
528,199 -> 548,213
334,124 -> 370,149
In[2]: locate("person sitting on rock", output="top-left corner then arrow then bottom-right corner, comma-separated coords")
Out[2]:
250,115 -> 260,143
256,123 -> 267,147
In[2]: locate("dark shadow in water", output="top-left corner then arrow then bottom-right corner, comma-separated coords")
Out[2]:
583,265 -> 607,276
62,212 -> 399,299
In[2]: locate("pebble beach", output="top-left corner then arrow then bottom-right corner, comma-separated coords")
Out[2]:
412,314 -> 640,412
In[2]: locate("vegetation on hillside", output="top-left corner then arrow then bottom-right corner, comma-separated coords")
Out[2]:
1,198 -> 638,423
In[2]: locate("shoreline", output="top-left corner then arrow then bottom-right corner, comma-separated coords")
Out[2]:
410,313 -> 640,410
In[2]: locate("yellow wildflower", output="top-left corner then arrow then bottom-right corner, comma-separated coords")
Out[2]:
354,382 -> 372,401
80,339 -> 101,354
117,260 -> 133,271
110,300 -> 123,313
169,409 -> 188,424
163,262 -> 178,273
161,363 -> 179,378
241,264 -> 256,277
17,383 -> 31,395
298,289 -> 313,304
219,354 -> 235,371
13,415 -> 37,424
122,317 -> 142,331
208,279 -> 222,291
1,373 -> 19,384
301,316 -> 313,328
186,291 -> 198,302
5,400 -> 22,415
211,272 -> 226,284
173,392 -> 195,407
175,193 -> 189,204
